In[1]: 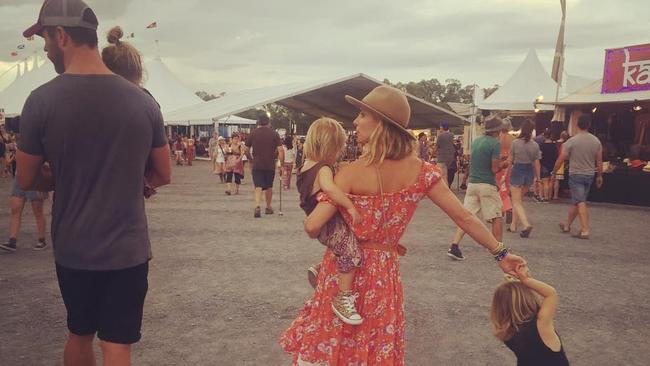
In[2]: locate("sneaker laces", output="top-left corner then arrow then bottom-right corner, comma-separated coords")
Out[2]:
339,292 -> 359,315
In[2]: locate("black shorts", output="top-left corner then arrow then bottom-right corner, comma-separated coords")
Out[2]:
252,169 -> 275,190
56,261 -> 149,344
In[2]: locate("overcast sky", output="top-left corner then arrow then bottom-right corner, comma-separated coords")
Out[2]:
1,0 -> 649,94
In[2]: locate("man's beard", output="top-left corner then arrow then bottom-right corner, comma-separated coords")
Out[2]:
47,43 -> 65,74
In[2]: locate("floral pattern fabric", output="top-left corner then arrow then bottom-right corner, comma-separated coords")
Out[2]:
280,162 -> 442,365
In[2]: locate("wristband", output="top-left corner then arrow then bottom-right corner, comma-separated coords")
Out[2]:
494,247 -> 510,262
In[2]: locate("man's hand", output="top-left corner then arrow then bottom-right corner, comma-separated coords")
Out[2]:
596,175 -> 604,188
498,253 -> 527,276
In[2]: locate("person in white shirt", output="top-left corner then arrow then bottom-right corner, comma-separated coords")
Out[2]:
282,135 -> 296,190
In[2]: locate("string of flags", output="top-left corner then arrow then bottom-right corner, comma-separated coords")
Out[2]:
8,22 -> 155,57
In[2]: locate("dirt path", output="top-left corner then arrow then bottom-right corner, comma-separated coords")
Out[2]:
1,161 -> 649,365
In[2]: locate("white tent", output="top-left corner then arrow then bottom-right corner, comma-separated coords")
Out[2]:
143,57 -> 202,113
164,73 -> 468,129
166,114 -> 256,126
479,49 -> 561,112
543,79 -> 650,105
0,55 -> 201,116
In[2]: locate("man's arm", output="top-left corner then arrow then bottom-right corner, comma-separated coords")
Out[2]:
277,146 -> 285,166
551,148 -> 567,176
145,145 -> 172,188
16,151 -> 53,191
595,145 -> 604,188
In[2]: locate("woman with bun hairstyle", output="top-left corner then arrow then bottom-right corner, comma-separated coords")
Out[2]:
280,86 -> 527,365
102,26 -> 162,197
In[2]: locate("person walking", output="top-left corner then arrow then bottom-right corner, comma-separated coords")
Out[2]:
417,132 -> 429,161
539,129 -> 559,202
0,172 -> 49,252
496,119 -> 514,225
280,86 -> 526,365
215,136 -> 226,183
245,114 -> 284,218
186,136 -> 196,166
208,132 -> 220,173
224,133 -> 244,195
508,120 -> 541,238
16,2 -> 171,364
553,114 -> 603,239
446,116 -> 510,260
281,135 -> 296,190
174,136 -> 184,165
436,121 -> 456,183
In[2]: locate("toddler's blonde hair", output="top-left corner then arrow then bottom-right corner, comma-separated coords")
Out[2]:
490,281 -> 541,341
303,118 -> 347,165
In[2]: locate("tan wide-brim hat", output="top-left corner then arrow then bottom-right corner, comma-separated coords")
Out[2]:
345,85 -> 414,140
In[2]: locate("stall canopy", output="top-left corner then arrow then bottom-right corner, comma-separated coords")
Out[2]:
0,55 -> 201,116
166,114 -> 256,126
543,79 -> 650,105
164,73 -> 468,129
479,49 -> 561,112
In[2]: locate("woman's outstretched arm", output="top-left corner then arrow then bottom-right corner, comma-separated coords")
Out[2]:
426,180 -> 526,274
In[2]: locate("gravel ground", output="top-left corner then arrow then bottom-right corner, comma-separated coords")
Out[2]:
1,160 -> 649,365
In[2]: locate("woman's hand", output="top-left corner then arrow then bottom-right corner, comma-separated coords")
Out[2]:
498,253 -> 527,276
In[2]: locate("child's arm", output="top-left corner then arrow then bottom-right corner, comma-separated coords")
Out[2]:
317,166 -> 361,224
515,265 -> 558,329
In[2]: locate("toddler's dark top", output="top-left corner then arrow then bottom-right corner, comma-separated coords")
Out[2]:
505,316 -> 570,366
297,162 -> 333,215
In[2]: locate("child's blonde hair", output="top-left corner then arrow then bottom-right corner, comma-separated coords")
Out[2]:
303,118 -> 347,164
362,115 -> 416,165
101,26 -> 144,85
490,281 -> 541,341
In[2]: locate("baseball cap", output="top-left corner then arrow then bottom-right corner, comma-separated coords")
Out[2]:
23,0 -> 98,38
441,121 -> 449,129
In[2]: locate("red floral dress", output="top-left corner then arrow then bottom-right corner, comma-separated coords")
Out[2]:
280,162 -> 442,365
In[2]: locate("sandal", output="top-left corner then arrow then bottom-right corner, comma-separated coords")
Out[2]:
558,223 -> 570,233
572,232 -> 590,240
520,226 -> 533,238
506,227 -> 516,233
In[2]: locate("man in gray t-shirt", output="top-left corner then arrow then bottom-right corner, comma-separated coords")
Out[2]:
553,114 -> 603,239
14,0 -> 171,361
436,122 -> 455,181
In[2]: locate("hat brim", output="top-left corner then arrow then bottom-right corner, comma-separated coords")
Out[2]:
345,95 -> 415,140
23,23 -> 43,38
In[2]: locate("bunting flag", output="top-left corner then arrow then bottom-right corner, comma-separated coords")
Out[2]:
146,21 -> 157,29
17,44 -> 25,49
11,51 -> 18,57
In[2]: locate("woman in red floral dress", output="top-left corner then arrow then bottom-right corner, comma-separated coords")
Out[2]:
280,86 -> 526,365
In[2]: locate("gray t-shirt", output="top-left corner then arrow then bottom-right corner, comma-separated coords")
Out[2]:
510,139 -> 542,164
436,131 -> 455,165
562,132 -> 602,176
19,74 -> 167,271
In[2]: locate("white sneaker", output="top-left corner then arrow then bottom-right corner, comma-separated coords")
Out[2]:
331,291 -> 363,325
33,240 -> 48,251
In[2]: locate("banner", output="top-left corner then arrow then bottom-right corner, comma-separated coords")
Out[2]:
602,43 -> 650,94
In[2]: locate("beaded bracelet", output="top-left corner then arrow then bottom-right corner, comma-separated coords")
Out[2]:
494,247 -> 510,262
489,242 -> 505,256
